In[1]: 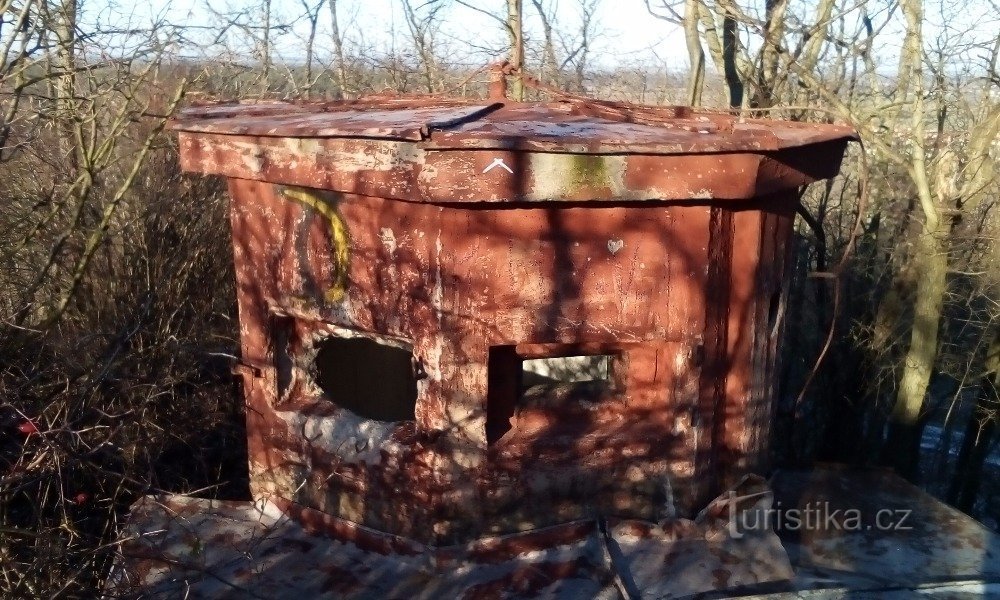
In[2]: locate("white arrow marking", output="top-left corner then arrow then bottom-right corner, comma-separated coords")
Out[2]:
483,157 -> 514,174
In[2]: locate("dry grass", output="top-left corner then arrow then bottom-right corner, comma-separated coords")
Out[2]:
0,136 -> 250,597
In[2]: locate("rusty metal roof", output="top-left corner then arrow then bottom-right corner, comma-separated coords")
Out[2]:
174,99 -> 502,141
171,95 -> 857,203
170,98 -> 856,155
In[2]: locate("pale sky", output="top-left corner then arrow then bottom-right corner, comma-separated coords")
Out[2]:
84,0 -> 690,68
79,0 -> 999,75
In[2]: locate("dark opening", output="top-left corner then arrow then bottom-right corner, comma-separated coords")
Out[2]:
314,336 -> 417,422
487,344 -> 619,444
273,316 -> 295,400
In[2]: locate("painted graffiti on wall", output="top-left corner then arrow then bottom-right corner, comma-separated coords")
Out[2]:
281,186 -> 351,303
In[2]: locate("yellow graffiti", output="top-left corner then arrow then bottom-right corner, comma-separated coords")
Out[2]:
282,187 -> 350,303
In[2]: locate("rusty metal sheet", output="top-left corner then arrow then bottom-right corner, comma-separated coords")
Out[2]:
175,132 -> 849,203
740,583 -> 1000,598
113,468 -> 997,597
108,494 -> 618,599
213,174 -> 806,543
170,98 -> 857,155
423,104 -> 856,155
172,101 -> 501,141
769,467 -> 1000,589
108,477 -> 798,599
609,475 -> 795,598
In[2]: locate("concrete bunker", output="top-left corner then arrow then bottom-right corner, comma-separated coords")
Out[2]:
170,96 -> 857,545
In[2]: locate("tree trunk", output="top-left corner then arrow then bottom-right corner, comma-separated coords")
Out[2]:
301,0 -> 320,98
506,0 -> 524,100
260,0 -> 272,95
886,223 -> 948,480
684,0 -> 705,106
329,0 -> 348,99
530,0 -> 557,84
934,402 -> 957,483
720,5 -> 743,108
53,0 -> 78,170
884,1 -> 945,482
756,0 -> 787,107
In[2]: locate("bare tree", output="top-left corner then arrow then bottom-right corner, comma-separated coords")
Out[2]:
449,0 -> 525,97
645,0 -> 707,105
1,2 -> 205,595
529,0 -> 557,84
556,0 -> 599,92
948,325 -> 1000,510
261,0 -> 273,93
402,0 -> 444,93
3,1 -> 189,327
329,0 -> 349,98
299,0 -> 325,97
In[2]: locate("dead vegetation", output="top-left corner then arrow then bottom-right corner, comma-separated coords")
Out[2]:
1,0 -> 998,596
